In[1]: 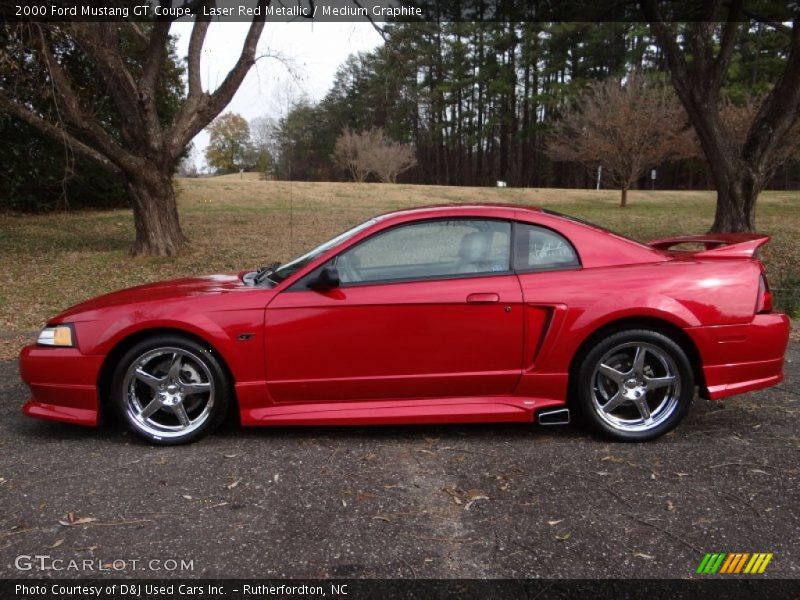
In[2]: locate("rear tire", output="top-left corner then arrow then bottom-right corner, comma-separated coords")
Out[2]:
111,335 -> 231,445
573,329 -> 694,442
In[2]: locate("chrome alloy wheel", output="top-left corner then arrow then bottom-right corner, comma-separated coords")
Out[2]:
589,341 -> 681,433
122,347 -> 215,439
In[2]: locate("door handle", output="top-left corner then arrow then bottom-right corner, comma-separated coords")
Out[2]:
466,293 -> 500,304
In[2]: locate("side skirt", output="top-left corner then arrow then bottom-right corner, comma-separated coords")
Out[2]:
239,396 -> 566,427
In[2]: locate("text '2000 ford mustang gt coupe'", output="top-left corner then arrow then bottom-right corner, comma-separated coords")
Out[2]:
19,205 -> 790,444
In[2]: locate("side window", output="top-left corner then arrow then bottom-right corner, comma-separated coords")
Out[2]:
336,219 -> 511,284
514,223 -> 580,270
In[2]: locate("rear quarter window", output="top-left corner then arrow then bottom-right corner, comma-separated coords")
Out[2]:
514,223 -> 580,271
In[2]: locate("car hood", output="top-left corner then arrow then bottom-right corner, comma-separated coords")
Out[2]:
52,274 -> 256,322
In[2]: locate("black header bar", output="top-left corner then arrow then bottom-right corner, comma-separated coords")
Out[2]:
1,0 -> 796,23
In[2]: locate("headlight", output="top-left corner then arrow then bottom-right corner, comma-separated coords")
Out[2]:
37,325 -> 75,347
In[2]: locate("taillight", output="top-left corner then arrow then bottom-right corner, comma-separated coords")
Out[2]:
756,273 -> 773,314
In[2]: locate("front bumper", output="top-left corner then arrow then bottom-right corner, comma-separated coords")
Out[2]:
688,313 -> 791,400
19,344 -> 103,426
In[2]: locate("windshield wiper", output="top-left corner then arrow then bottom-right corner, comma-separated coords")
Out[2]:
253,261 -> 282,285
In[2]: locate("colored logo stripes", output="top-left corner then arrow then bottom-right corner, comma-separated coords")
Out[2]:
696,552 -> 773,574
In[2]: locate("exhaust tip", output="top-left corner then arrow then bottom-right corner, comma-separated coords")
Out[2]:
537,408 -> 570,426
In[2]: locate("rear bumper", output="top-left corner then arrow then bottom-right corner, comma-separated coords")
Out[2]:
19,345 -> 103,426
688,314 -> 790,400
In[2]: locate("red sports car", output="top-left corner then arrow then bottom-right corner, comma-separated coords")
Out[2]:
19,205 -> 790,444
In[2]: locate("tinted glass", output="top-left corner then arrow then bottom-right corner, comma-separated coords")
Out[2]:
336,219 -> 511,284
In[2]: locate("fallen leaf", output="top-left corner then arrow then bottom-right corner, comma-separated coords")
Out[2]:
182,495 -> 193,500
341,499 -> 347,507
72,517 -> 97,525
154,457 -> 167,465
273,474 -> 280,483
634,553 -> 655,560
464,495 -> 489,510
674,472 -> 689,477
600,455 -> 622,462
596,471 -> 610,476
556,532 -> 572,541
372,516 -> 391,522
356,491 -> 376,503
547,519 -> 563,526
46,539 -> 64,549
441,485 -> 463,505
666,500 -> 675,511
223,454 -> 239,459
226,478 -> 241,490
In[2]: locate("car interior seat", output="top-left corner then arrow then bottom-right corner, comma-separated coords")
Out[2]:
455,231 -> 492,273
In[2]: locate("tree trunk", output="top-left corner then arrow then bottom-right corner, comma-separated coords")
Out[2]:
127,168 -> 188,257
699,129 -> 762,233
620,187 -> 628,208
709,173 -> 760,232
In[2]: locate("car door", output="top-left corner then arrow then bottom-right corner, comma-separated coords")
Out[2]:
264,218 -> 524,403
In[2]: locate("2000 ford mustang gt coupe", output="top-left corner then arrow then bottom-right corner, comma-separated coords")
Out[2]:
20,205 -> 789,445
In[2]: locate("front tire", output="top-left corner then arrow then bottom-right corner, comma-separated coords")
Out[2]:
574,329 -> 694,442
111,335 -> 231,445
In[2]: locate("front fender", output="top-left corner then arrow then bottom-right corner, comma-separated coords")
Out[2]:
74,309 -> 265,384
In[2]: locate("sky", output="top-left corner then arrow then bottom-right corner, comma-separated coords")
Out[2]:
172,21 -> 382,171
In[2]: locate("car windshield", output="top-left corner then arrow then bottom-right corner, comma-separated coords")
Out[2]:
266,218 -> 380,283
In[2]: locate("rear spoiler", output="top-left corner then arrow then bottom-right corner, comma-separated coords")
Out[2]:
646,233 -> 771,258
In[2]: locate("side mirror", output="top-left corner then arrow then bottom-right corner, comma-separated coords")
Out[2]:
309,265 -> 340,291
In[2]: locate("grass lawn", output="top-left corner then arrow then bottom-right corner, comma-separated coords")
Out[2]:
1,174 -> 798,358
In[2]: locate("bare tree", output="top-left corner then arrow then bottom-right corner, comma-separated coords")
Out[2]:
366,134 -> 418,183
332,128 -> 380,183
249,116 -> 279,179
178,144 -> 200,178
546,75 -> 694,207
333,128 -> 417,184
0,2 -> 269,256
641,2 -> 800,232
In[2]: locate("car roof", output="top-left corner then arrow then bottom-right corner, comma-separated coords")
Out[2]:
376,203 -> 543,220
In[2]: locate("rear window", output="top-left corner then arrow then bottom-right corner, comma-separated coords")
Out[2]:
542,209 -> 654,250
